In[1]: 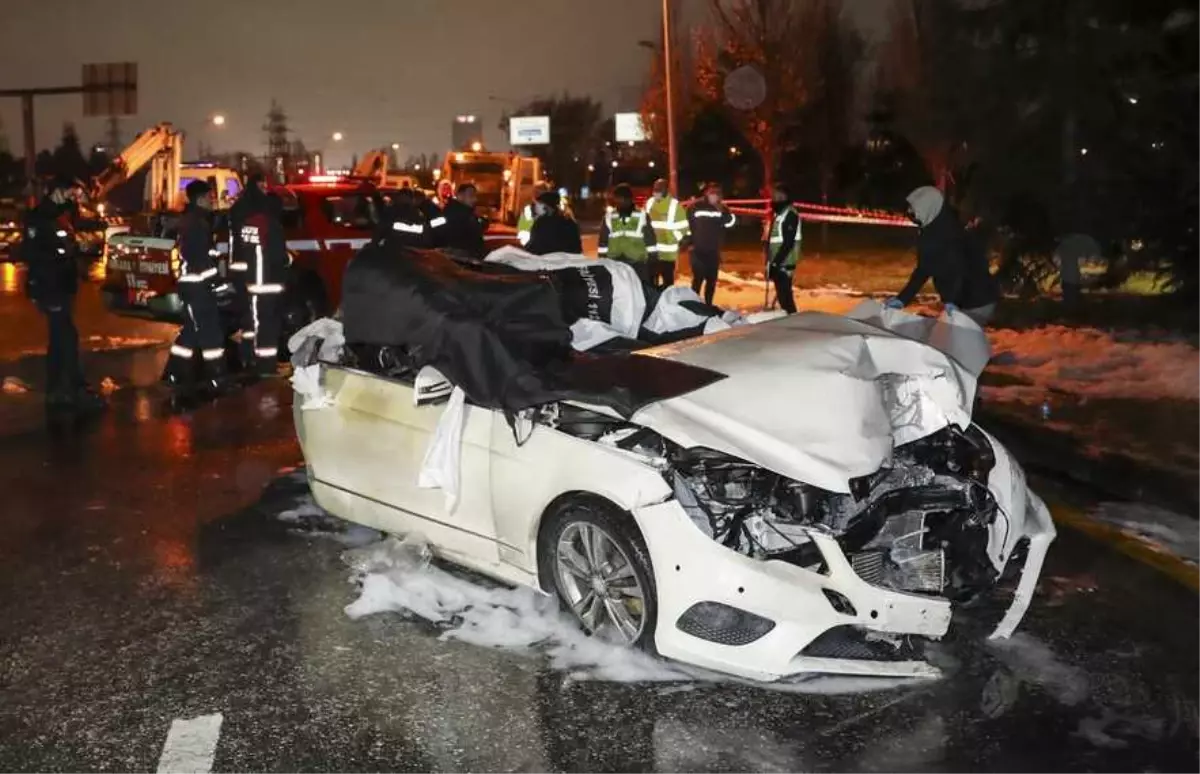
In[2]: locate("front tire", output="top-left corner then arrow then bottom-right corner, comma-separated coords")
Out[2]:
537,498 -> 658,651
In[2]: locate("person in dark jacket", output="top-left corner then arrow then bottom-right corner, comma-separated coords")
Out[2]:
375,186 -> 429,249
526,189 -> 582,255
235,191 -> 290,376
440,183 -> 485,258
687,182 -> 737,304
163,180 -> 235,397
22,176 -> 105,413
887,186 -> 1000,326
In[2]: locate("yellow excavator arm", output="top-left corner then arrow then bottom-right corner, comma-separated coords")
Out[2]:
88,122 -> 184,210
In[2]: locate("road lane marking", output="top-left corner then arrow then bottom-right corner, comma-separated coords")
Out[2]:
156,713 -> 223,774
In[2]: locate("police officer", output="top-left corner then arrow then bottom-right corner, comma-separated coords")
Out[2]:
516,182 -> 550,247
526,189 -> 582,255
377,187 -> 429,249
598,184 -> 656,283
22,176 -> 105,413
440,183 -> 486,258
765,183 -> 802,314
644,178 -> 690,288
687,182 -> 737,304
164,180 -> 234,397
236,192 -> 290,376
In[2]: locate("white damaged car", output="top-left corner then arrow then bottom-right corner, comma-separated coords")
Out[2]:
291,249 -> 1055,683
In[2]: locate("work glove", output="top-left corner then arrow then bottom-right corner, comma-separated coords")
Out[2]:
884,297 -> 904,310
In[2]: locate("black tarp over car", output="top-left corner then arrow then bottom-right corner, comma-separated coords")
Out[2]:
339,245 -> 725,420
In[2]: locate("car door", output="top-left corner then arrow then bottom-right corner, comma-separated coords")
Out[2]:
302,365 -> 500,569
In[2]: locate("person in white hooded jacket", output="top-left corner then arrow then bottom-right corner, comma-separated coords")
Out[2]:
887,186 -> 999,325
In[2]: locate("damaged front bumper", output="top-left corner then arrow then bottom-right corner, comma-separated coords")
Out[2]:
633,488 -> 1055,683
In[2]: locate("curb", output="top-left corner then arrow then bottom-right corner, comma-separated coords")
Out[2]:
979,408 -> 1199,516
1048,500 -> 1199,593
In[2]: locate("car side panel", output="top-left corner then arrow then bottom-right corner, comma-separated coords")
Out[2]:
298,367 -> 499,568
487,416 -> 673,579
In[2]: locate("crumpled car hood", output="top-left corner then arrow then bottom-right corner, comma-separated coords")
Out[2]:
629,301 -> 992,493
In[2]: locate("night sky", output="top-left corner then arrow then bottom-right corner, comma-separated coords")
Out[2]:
0,0 -> 888,166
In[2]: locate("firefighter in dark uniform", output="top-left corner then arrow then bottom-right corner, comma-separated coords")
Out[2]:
416,188 -> 445,247
440,183 -> 486,258
376,187 -> 429,249
227,174 -> 268,370
236,192 -> 290,376
163,180 -> 234,397
22,177 -> 105,413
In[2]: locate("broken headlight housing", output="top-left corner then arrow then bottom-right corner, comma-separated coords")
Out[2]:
669,425 -> 1002,602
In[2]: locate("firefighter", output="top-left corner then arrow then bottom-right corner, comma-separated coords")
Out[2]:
598,184 -> 656,283
414,188 -> 444,247
526,189 -> 582,255
377,187 -> 429,249
516,182 -> 550,247
687,182 -> 737,305
440,183 -> 486,258
163,180 -> 234,397
235,191 -> 290,376
644,178 -> 690,288
765,183 -> 802,314
22,176 -> 105,413
227,174 -> 269,370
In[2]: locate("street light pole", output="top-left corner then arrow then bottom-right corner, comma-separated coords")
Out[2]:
662,0 -> 678,196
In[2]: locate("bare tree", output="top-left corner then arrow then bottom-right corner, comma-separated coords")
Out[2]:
692,0 -> 819,195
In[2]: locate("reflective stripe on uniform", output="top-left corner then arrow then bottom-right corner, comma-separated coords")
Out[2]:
248,283 -> 285,294
178,267 -> 219,282
170,344 -> 194,358
255,347 -> 278,357
655,243 -> 679,254
201,348 -> 225,361
207,249 -> 220,257
55,230 -> 67,237
229,262 -> 249,271
597,246 -> 609,254
517,230 -> 531,244
429,216 -> 447,228
693,210 -> 725,218
393,221 -> 424,234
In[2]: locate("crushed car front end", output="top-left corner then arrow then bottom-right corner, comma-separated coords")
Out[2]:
624,425 -> 1055,683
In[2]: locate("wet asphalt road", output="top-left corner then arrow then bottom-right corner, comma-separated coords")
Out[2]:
0,273 -> 1197,772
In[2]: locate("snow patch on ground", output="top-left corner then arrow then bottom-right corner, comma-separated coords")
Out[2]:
985,325 -> 1199,403
2,376 -> 29,394
1088,502 -> 1199,565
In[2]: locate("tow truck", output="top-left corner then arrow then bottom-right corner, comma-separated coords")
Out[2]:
352,150 -> 420,191
439,148 -> 541,225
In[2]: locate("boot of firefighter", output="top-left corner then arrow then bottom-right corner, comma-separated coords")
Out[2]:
198,347 -> 238,397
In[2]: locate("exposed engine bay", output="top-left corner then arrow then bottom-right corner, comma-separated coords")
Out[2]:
541,402 -> 1005,605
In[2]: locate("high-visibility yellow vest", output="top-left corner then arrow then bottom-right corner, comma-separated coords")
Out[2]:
769,206 -> 802,268
601,209 -> 651,262
517,204 -> 535,246
645,196 -> 690,260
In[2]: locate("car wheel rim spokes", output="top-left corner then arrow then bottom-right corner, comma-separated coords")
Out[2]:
555,521 -> 646,645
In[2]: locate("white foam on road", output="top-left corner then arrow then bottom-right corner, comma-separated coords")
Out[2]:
343,536 -> 687,684
987,632 -> 1090,707
156,713 -> 223,774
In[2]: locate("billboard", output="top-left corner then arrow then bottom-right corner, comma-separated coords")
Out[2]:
614,112 -> 647,143
509,115 -> 550,146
